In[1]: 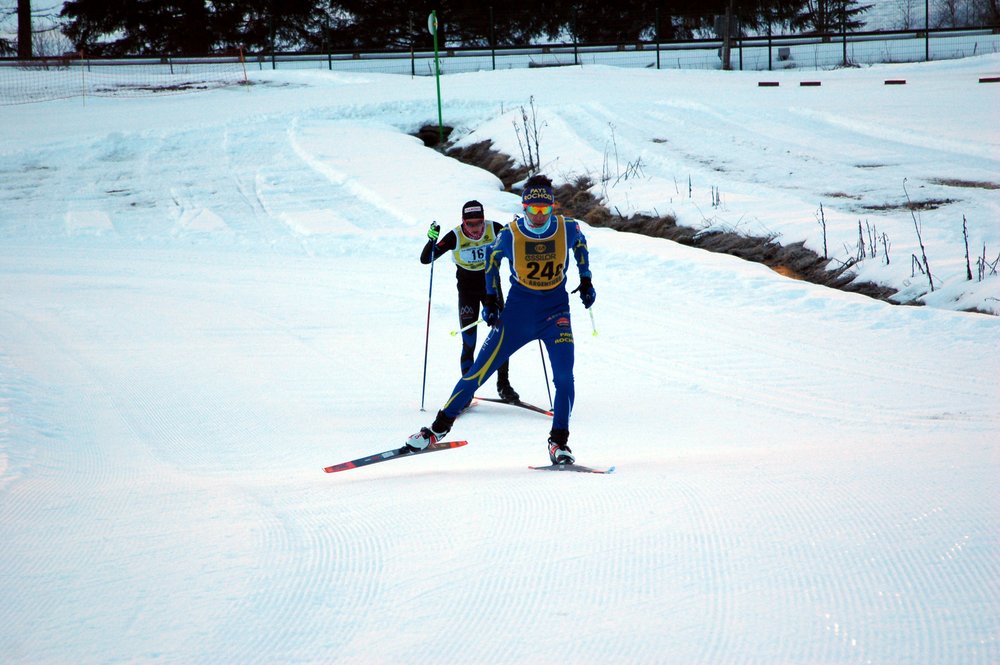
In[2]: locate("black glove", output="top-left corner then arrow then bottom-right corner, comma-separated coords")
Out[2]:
482,294 -> 502,328
572,277 -> 596,309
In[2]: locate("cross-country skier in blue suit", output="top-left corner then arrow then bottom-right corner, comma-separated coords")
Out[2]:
406,174 -> 596,464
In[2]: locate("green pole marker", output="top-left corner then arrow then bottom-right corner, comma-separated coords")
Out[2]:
428,11 -> 444,145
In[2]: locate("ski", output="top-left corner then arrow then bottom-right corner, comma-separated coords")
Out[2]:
324,440 -> 468,473
529,463 -> 615,474
474,396 -> 553,417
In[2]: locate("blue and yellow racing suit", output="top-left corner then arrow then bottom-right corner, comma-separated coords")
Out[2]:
440,213 -> 591,431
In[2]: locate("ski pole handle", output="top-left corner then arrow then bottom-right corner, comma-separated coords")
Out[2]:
588,308 -> 599,336
450,318 -> 482,336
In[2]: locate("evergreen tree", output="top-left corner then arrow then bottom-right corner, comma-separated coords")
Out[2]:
60,0 -> 329,56
734,0 -> 809,35
209,0 -> 339,52
52,0 -> 881,57
62,0 -> 212,55
790,0 -> 872,33
567,0 -> 659,43
328,1 -> 567,50
981,0 -> 1000,26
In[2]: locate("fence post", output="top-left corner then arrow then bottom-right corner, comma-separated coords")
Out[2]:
490,6 -> 496,71
573,8 -> 579,66
79,50 -> 87,104
655,7 -> 661,69
738,16 -> 743,70
270,15 -> 276,70
326,18 -> 332,70
842,2 -> 848,67
768,23 -> 773,71
238,47 -> 248,84
721,0 -> 734,70
924,0 -> 930,61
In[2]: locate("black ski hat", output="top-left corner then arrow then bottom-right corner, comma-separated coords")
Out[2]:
462,200 -> 485,220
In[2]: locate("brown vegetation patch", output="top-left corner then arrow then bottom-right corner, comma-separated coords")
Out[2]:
415,124 -> 453,149
929,178 -> 1000,190
860,198 -> 957,212
417,128 -> 899,304
771,265 -> 804,280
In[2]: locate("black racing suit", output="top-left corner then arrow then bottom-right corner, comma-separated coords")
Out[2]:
421,222 -> 512,389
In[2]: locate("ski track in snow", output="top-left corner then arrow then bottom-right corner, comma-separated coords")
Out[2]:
1,243 -> 997,663
1,60 -> 998,664
587,242 -> 996,439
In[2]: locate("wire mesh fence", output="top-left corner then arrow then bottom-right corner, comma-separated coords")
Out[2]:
0,54 -> 248,105
243,26 -> 1000,75
2,25 -> 998,105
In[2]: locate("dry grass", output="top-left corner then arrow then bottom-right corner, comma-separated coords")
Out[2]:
929,178 -> 1000,190
860,198 -> 957,212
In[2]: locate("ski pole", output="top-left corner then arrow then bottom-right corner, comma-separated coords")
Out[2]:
420,222 -> 438,411
588,308 -> 599,336
449,318 -> 482,336
537,340 -> 553,410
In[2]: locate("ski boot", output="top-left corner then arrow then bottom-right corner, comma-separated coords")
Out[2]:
405,411 -> 455,452
547,428 -> 574,465
497,381 -> 520,404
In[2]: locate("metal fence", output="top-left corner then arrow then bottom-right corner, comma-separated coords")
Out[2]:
243,27 -> 1000,75
2,26 -> 998,105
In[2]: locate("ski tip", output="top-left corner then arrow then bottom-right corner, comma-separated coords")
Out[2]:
324,462 -> 356,473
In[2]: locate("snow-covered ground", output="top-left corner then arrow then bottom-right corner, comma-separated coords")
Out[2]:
0,55 -> 998,664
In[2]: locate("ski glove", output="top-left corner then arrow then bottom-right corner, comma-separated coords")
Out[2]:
427,222 -> 440,240
482,294 -> 502,328
572,277 -> 596,309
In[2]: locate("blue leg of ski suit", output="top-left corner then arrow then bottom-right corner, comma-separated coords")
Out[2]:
442,287 -> 574,430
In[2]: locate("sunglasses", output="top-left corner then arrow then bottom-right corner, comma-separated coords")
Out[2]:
523,204 -> 553,216
463,219 -> 484,227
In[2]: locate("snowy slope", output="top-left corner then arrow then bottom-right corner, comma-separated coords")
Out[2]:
1,56 -> 998,664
